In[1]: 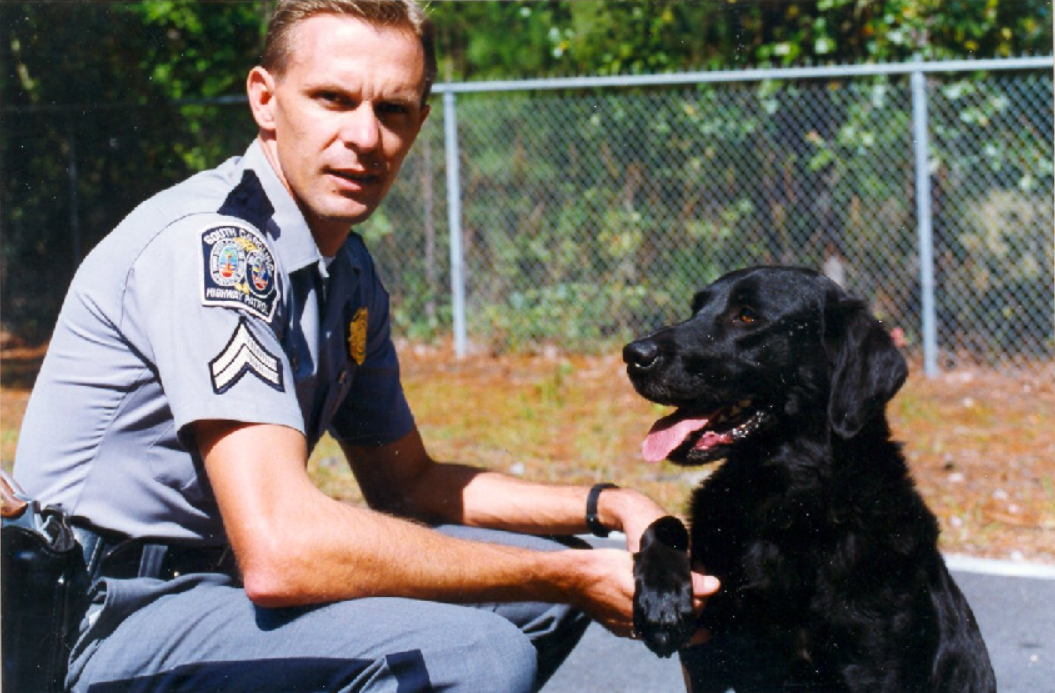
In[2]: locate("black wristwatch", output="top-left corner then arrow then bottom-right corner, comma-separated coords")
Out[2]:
585,483 -> 618,538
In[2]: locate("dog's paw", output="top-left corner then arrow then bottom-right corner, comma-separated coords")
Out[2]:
633,516 -> 695,658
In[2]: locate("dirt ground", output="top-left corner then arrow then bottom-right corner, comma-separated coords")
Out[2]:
2,343 -> 1053,565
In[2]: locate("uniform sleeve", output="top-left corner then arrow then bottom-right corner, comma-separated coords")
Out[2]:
122,214 -> 305,442
328,243 -> 415,447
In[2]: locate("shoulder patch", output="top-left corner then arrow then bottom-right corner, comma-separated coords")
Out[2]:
209,317 -> 285,394
200,223 -> 278,320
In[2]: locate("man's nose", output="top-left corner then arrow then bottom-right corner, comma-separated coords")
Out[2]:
339,104 -> 381,151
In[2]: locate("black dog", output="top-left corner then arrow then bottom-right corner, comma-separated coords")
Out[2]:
625,266 -> 995,692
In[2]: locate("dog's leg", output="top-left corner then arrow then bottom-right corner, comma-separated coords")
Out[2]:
632,515 -> 695,657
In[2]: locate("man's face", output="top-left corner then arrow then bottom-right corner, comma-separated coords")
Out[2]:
257,14 -> 429,240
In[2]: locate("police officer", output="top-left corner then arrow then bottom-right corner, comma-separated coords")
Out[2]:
14,2 -> 719,691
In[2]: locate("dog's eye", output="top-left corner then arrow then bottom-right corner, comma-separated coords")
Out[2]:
735,307 -> 758,324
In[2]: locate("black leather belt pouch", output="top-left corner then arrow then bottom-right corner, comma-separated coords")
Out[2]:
2,475 -> 89,693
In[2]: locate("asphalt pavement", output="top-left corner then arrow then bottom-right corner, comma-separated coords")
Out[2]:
542,547 -> 1055,693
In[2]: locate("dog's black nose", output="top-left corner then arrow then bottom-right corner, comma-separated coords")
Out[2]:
623,339 -> 660,370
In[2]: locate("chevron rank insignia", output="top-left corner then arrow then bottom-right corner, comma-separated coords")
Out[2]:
209,317 -> 284,394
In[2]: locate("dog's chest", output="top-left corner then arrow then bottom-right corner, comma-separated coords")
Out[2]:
689,459 -> 839,611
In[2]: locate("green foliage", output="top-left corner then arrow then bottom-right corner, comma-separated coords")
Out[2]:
430,0 -> 1052,79
130,1 -> 265,100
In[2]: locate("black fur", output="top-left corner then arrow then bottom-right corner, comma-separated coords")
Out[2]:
632,515 -> 694,658
624,266 -> 995,692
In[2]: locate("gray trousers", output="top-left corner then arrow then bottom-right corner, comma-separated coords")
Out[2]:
67,526 -> 591,693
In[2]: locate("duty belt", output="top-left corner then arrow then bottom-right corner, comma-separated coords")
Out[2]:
74,525 -> 239,582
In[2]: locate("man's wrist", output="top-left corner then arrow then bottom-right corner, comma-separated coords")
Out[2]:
596,487 -> 670,552
530,547 -> 593,607
586,483 -> 619,537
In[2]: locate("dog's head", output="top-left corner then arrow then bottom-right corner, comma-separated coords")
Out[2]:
624,266 -> 907,465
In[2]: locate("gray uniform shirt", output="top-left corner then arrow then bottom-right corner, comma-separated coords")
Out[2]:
14,141 -> 415,544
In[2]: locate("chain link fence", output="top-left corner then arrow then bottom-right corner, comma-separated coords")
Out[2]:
364,58 -> 1053,372
2,58 -> 1052,371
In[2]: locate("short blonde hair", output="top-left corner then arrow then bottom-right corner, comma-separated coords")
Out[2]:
262,0 -> 437,104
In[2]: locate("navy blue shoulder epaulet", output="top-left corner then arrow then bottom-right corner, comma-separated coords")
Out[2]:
218,170 -> 275,233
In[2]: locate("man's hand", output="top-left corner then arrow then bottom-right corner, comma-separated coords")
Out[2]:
582,495 -> 722,652
568,548 -> 638,636
563,546 -> 718,642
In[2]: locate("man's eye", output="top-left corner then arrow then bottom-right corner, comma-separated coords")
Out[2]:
736,307 -> 757,324
377,102 -> 410,117
317,91 -> 349,106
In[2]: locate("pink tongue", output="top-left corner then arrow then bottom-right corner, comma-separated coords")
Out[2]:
642,412 -> 712,463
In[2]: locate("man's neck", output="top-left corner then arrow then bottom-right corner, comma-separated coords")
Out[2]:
311,225 -> 351,257
256,135 -> 351,257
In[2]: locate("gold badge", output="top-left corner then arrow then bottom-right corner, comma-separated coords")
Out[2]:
348,307 -> 368,365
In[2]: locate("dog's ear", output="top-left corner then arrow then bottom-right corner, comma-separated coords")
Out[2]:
823,288 -> 908,438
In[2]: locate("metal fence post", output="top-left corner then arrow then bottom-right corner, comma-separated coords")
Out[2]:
911,58 -> 939,377
443,89 -> 468,358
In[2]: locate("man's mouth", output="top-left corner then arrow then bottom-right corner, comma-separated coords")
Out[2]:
328,169 -> 381,187
641,400 -> 769,464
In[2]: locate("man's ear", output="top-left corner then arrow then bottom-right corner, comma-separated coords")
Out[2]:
247,66 -> 278,133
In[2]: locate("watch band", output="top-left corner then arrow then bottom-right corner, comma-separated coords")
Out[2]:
586,483 -> 618,538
